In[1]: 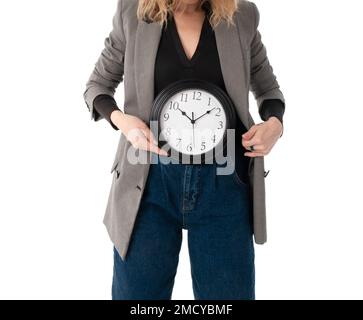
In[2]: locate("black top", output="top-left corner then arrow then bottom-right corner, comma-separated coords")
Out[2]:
153,8 -> 226,96
93,5 -> 284,181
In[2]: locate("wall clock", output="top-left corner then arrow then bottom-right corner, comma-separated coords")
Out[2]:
150,79 -> 237,163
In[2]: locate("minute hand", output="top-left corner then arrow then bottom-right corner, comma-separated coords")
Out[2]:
194,107 -> 216,122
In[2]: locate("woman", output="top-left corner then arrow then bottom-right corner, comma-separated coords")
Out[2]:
84,0 -> 285,300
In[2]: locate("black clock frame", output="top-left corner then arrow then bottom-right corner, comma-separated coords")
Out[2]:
150,79 -> 237,164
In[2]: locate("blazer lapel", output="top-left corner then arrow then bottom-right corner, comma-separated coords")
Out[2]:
214,20 -> 251,129
134,17 -> 251,129
134,19 -> 162,121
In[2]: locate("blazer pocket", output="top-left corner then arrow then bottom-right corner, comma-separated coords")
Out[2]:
111,161 -> 120,179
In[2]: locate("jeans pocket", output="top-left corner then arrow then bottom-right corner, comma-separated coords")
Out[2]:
232,169 -> 249,189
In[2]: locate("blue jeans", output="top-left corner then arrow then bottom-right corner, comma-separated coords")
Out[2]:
112,155 -> 255,300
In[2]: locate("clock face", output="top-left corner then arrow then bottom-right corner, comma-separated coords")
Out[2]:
159,88 -> 227,156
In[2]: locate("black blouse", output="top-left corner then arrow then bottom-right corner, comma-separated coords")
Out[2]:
94,6 -> 285,182
153,9 -> 226,97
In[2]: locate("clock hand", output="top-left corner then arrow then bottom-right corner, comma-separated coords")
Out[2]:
176,106 -> 193,122
194,107 -> 216,122
192,112 -> 195,148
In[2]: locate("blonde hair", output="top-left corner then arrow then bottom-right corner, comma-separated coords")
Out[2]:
137,0 -> 238,29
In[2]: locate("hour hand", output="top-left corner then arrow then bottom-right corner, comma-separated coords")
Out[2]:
176,106 -> 193,122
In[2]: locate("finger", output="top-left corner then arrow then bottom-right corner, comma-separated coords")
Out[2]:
242,135 -> 262,148
242,125 -> 258,140
131,132 -> 149,150
244,144 -> 265,152
129,129 -> 167,156
140,129 -> 168,156
244,151 -> 265,158
146,141 -> 168,156
127,129 -> 145,147
141,127 -> 157,145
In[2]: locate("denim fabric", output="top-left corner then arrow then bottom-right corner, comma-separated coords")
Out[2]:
112,154 -> 255,300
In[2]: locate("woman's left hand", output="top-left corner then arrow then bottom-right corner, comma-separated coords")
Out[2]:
242,117 -> 283,157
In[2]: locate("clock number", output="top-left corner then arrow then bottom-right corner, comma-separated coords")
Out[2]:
165,128 -> 172,136
201,141 -> 206,151
208,97 -> 212,106
180,93 -> 188,103
193,91 -> 202,101
176,138 -> 182,147
211,135 -> 216,143
218,121 -> 224,130
163,113 -> 170,121
169,101 -> 179,110
215,108 -> 221,116
187,144 -> 193,152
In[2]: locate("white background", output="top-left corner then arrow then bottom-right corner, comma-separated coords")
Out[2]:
0,0 -> 362,300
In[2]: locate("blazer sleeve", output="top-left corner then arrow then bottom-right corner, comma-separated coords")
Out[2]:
83,0 -> 126,122
249,2 -> 286,118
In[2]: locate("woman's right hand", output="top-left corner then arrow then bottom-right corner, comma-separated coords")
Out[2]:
111,110 -> 168,156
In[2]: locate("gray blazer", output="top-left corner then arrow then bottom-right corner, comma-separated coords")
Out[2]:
83,0 -> 285,261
